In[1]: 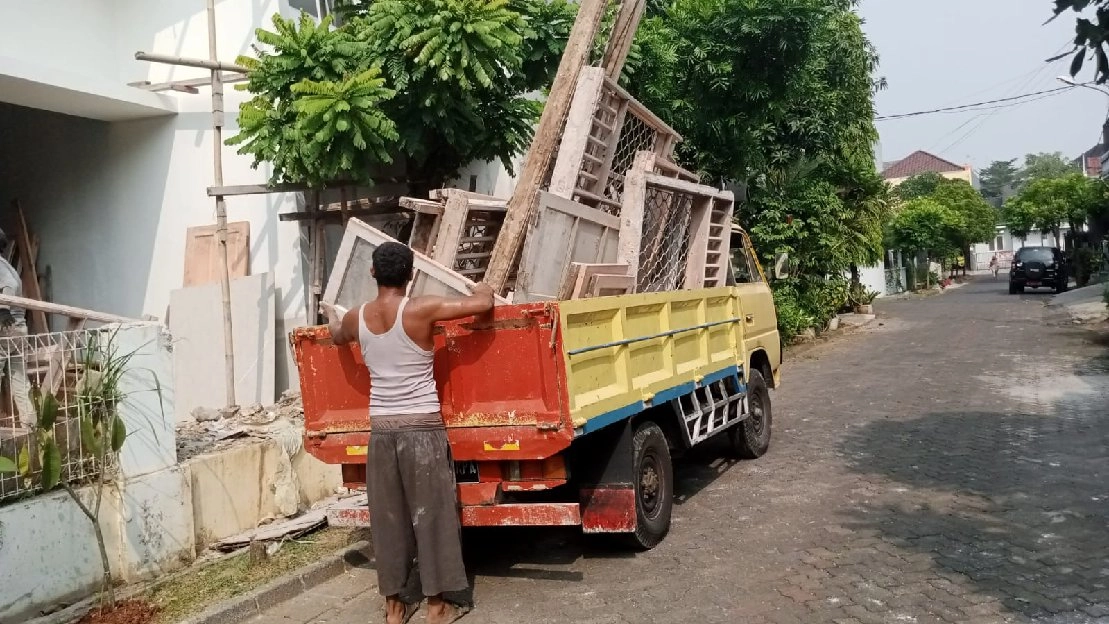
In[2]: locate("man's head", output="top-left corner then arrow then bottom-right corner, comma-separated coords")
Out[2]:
372,242 -> 414,288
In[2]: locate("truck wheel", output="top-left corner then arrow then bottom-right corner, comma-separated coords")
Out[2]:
731,368 -> 772,459
624,421 -> 673,550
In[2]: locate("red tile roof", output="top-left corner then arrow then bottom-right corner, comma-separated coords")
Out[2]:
881,150 -> 966,180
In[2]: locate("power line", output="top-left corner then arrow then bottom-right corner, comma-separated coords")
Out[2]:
876,86 -> 1073,121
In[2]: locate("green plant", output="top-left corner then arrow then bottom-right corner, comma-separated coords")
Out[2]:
0,331 -> 164,610
772,284 -> 815,340
848,283 -> 879,307
231,1 -> 575,192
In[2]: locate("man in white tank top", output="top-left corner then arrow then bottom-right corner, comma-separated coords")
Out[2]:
322,242 -> 493,624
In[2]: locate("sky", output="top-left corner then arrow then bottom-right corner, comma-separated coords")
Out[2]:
859,0 -> 1107,172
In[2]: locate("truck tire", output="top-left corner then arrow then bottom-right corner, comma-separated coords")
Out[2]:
624,421 -> 673,550
731,368 -> 772,459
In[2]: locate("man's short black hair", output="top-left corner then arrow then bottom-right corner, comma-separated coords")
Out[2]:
372,242 -> 414,288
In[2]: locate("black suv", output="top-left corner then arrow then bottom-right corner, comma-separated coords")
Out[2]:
1009,246 -> 1068,294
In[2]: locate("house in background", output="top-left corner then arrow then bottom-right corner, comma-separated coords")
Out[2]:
881,150 -> 980,189
1072,143 -> 1105,178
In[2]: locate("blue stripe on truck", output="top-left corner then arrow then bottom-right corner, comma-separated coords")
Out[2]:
576,365 -> 745,436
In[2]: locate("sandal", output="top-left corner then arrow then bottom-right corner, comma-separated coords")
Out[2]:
384,600 -> 420,624
437,602 -> 472,624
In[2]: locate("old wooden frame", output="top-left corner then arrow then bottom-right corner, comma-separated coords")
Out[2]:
515,192 -> 621,303
322,218 -> 509,312
619,153 -> 734,292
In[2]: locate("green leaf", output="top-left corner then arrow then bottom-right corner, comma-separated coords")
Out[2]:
111,417 -> 127,453
41,439 -> 61,490
0,456 -> 15,473
36,391 -> 60,430
81,416 -> 102,458
17,445 -> 30,477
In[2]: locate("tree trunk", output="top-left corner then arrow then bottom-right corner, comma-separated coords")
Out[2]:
849,264 -> 860,289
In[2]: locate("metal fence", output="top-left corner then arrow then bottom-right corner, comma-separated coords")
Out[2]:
0,328 -> 106,504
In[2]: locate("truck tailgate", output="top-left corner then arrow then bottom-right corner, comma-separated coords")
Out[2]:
292,303 -> 574,464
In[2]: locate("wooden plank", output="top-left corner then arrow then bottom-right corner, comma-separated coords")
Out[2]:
617,152 -> 654,288
11,202 -> 47,333
586,273 -> 634,298
642,173 -> 729,200
559,262 -> 630,299
0,294 -> 136,324
604,77 -> 683,142
540,191 -> 622,230
515,192 -> 623,302
602,0 -> 646,81
484,0 -> 610,292
684,196 -> 713,289
322,218 -> 509,311
399,197 -> 445,216
591,97 -> 630,198
430,192 -> 471,269
183,221 -> 250,287
705,195 -> 735,287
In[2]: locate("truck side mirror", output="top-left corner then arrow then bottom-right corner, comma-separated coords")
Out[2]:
772,253 -> 790,280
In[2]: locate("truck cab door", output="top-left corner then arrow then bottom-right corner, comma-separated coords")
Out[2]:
728,230 -> 781,385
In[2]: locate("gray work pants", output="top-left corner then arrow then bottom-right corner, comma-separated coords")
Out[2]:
367,414 -> 469,602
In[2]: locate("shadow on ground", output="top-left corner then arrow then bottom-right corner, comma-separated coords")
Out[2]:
841,405 -> 1109,620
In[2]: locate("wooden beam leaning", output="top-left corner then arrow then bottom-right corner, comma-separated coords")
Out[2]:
0,295 -> 137,325
483,0 -> 609,293
602,0 -> 646,81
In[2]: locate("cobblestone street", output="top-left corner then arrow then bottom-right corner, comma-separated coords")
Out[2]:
255,277 -> 1109,623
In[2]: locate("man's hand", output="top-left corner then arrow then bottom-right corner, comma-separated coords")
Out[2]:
319,303 -> 347,324
469,282 -> 494,299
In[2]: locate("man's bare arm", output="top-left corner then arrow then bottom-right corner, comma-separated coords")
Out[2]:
413,283 -> 495,323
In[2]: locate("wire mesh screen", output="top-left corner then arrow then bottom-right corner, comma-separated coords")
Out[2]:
637,184 -> 694,292
601,111 -> 658,206
450,209 -> 505,282
0,329 -> 104,504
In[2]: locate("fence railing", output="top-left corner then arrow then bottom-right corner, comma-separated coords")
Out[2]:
0,328 -> 107,504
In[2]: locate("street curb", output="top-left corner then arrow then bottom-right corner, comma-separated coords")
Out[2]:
178,540 -> 373,624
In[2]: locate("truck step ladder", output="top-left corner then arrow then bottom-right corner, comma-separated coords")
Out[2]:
671,374 -> 747,447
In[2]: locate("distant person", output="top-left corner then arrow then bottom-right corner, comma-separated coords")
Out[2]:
322,242 -> 493,624
0,229 -> 33,426
989,254 -> 1000,279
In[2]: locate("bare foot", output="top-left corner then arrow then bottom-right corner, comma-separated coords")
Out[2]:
426,597 -> 469,624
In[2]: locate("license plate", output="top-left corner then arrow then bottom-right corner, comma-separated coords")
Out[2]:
1028,281 -> 1040,286
454,461 -> 479,483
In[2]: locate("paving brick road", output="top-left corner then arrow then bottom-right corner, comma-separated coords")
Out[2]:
253,277 -> 1109,623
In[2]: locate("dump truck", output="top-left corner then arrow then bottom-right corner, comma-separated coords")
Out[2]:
292,225 -> 781,549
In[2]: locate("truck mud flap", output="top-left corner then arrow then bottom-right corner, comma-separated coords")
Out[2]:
569,420 -> 637,533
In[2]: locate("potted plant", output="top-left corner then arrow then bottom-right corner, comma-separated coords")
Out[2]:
848,284 -> 880,314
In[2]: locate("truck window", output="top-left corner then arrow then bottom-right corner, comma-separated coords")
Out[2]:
729,239 -> 759,284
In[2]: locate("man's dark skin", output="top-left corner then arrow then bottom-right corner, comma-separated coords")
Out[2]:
321,270 -> 493,624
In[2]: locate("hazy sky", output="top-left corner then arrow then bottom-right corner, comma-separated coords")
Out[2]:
859,0 -> 1107,171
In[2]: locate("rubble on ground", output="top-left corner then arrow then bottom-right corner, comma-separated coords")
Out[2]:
176,389 -> 304,461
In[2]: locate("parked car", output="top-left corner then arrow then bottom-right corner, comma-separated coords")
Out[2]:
1009,246 -> 1068,294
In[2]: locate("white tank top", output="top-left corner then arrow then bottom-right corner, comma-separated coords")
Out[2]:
357,298 -> 441,416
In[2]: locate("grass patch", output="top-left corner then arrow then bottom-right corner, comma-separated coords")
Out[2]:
144,527 -> 365,624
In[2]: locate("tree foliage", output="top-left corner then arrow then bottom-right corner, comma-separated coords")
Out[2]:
1019,151 -> 1080,184
1051,0 -> 1109,84
887,198 -> 961,259
894,172 -> 948,201
1004,173 -> 1103,243
979,159 -> 1018,207
229,1 -> 576,189
888,178 -> 997,259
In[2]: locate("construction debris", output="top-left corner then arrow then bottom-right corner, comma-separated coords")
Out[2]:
176,390 -> 304,461
215,509 -> 327,553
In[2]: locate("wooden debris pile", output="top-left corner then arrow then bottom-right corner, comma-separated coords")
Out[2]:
323,0 -> 736,309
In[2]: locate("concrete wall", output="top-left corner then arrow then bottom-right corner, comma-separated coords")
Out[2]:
0,323 -> 342,621
187,440 -> 343,550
